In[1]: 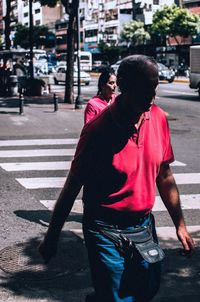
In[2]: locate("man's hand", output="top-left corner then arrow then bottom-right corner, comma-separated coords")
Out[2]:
38,239 -> 58,264
177,225 -> 195,257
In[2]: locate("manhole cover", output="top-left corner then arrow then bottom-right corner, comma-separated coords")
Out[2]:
0,235 -> 87,281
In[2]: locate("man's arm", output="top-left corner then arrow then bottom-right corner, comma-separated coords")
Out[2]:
38,171 -> 82,263
156,163 -> 195,255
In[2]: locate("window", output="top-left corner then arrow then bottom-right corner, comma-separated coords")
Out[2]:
24,12 -> 28,17
35,9 -> 40,14
153,0 -> 159,4
35,20 -> 41,25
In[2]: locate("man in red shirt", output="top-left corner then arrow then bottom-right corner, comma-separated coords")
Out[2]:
39,55 -> 194,302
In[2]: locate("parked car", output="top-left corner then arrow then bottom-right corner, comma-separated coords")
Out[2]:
53,65 -> 91,85
110,60 -> 122,74
158,63 -> 175,83
92,60 -> 102,71
94,61 -> 110,72
48,62 -> 56,74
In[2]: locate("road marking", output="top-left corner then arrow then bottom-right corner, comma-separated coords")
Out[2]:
0,138 -> 78,147
0,149 -> 75,158
16,173 -> 200,189
0,159 -> 186,172
153,194 -> 200,211
39,194 -> 200,214
0,161 -> 71,171
40,199 -> 83,213
70,226 -> 200,243
174,173 -> 200,184
161,89 -> 196,96
170,160 -> 186,167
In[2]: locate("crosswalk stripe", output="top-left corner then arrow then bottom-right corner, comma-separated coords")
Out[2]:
170,160 -> 186,167
16,173 -> 200,189
0,138 -> 78,147
70,226 -> 200,243
0,161 -> 71,171
174,173 -> 200,184
40,199 -> 83,212
39,194 -> 200,214
0,160 -> 187,172
0,149 -> 75,158
154,194 -> 200,211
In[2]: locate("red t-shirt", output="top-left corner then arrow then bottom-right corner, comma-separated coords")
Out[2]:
71,100 -> 174,215
84,95 -> 116,124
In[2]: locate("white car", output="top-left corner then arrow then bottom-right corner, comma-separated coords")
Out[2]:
53,65 -> 91,85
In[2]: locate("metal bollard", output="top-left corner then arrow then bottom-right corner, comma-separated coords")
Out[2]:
19,92 -> 24,115
53,93 -> 58,111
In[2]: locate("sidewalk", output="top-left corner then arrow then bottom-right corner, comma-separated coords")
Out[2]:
0,225 -> 199,302
0,93 -> 199,302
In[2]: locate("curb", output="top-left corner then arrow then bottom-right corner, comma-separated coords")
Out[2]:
174,79 -> 189,83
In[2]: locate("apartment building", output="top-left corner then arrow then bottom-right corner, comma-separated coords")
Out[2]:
18,0 -> 62,29
83,0 -> 175,54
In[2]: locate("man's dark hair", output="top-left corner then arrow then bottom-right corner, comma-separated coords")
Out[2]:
97,68 -> 116,95
117,55 -> 158,93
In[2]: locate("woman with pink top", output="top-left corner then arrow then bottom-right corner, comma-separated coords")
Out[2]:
84,69 -> 117,124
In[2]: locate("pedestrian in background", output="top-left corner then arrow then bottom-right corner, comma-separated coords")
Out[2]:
84,69 -> 117,124
39,55 -> 194,302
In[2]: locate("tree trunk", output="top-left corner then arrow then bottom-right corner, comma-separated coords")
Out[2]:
4,0 -> 11,50
64,12 -> 76,103
64,0 -> 79,104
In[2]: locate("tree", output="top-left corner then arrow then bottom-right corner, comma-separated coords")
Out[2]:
151,4 -> 199,45
4,0 -> 12,49
39,0 -> 79,104
121,20 -> 150,51
98,42 -> 122,64
14,24 -> 52,49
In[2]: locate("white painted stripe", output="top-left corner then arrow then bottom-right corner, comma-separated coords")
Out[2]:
16,177 -> 65,189
0,138 -> 78,147
0,149 -> 75,158
162,89 -> 196,96
40,194 -> 200,214
40,199 -> 83,213
16,173 -> 200,189
0,160 -> 186,172
0,161 -> 71,171
170,160 -> 186,167
174,173 -> 200,184
153,194 -> 200,211
70,226 -> 200,242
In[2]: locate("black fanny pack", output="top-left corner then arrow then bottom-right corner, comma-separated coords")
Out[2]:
99,224 -> 165,263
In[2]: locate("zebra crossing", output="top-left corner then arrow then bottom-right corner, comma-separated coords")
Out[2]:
0,137 -> 200,219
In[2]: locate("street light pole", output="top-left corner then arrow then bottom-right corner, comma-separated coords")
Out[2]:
29,0 -> 34,79
75,1 -> 83,109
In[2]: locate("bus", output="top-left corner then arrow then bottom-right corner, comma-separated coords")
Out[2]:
57,51 -> 92,71
189,45 -> 200,98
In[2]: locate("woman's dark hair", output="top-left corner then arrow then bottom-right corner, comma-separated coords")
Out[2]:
97,68 -> 116,95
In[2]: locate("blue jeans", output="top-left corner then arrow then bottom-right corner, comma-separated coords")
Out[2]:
83,213 -> 161,302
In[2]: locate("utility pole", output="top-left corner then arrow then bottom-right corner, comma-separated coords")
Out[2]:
29,0 -> 34,79
75,1 -> 83,109
132,0 -> 136,20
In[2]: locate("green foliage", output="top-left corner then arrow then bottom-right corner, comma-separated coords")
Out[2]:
98,41 -> 122,63
13,24 -> 54,48
121,20 -> 150,46
151,4 -> 199,44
